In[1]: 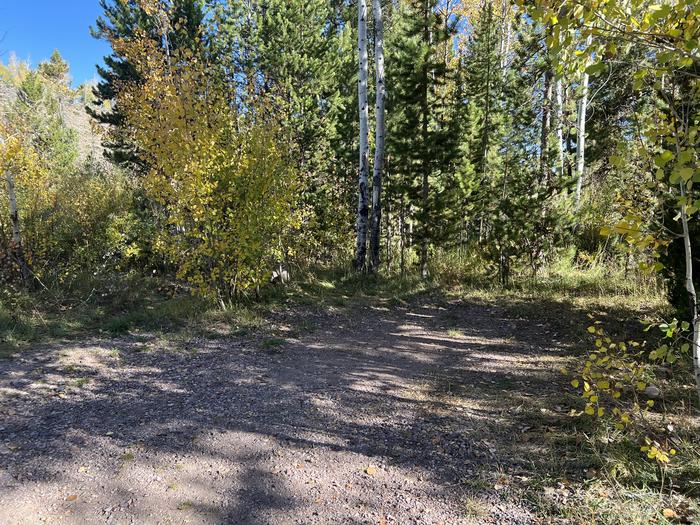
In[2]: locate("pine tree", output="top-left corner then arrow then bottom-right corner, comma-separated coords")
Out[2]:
13,72 -> 79,176
210,0 -> 357,264
460,2 -> 513,281
385,0 -> 460,277
458,5 -> 571,282
38,50 -> 70,87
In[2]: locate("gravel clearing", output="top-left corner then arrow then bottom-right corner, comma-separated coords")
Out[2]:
0,298 -> 570,524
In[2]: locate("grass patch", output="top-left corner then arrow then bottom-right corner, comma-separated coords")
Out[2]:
73,377 -> 91,388
0,266 -> 433,357
462,494 -> 491,519
526,479 -> 700,525
261,337 -> 286,351
0,274 -> 248,356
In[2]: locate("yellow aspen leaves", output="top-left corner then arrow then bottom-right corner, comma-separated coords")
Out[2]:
113,31 -> 300,300
567,320 -> 681,465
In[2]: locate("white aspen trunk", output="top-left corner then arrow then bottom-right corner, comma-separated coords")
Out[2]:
355,0 -> 370,271
4,169 -> 31,284
499,0 -> 511,73
679,177 -> 700,408
575,34 -> 593,206
369,0 -> 385,272
555,78 -> 564,178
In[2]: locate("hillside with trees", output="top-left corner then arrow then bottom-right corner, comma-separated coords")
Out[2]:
0,1 -> 698,523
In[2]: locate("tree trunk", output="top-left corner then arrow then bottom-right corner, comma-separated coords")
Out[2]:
419,5 -> 430,279
355,0 -> 370,271
499,0 -> 511,73
555,77 -> 565,178
540,70 -> 552,183
385,200 -> 392,270
575,34 -> 593,206
679,176 -> 700,408
565,86 -> 574,181
369,0 -> 385,272
399,196 -> 405,276
4,169 -> 31,285
479,4 -> 492,174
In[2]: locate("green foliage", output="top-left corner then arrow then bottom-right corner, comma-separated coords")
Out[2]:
89,0 -> 206,168
385,0 -> 462,273
523,0 -> 699,311
452,5 -> 575,283
211,0 -> 357,264
12,71 -> 79,175
1,62 -> 133,288
38,50 -> 71,86
523,0 -> 699,460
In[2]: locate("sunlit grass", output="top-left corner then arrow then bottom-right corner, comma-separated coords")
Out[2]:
0,253 -> 667,358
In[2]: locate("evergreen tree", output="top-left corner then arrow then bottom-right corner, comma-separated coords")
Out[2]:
38,50 -> 70,87
13,72 -> 78,176
385,0 -> 460,277
255,0 -> 356,262
459,5 -> 571,282
211,0 -> 358,263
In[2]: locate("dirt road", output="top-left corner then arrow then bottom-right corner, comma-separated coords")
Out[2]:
0,297 -> 573,524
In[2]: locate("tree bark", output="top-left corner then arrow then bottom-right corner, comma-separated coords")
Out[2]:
369,0 -> 385,272
575,34 -> 593,205
4,169 -> 31,285
399,197 -> 405,276
499,0 -> 511,73
419,4 -> 430,279
555,77 -> 565,178
679,174 -> 700,408
540,70 -> 552,183
355,0 -> 370,271
385,200 -> 392,269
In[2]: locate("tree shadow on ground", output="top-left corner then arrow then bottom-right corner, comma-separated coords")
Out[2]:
0,292 -> 649,523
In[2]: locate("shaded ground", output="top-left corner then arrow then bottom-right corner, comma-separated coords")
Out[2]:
0,294 -> 586,524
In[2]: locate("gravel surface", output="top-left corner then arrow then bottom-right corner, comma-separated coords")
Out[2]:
0,298 -> 571,524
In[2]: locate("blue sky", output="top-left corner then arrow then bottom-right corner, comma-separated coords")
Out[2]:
0,1 -> 111,86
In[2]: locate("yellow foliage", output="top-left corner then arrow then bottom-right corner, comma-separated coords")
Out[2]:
568,321 -> 680,466
0,126 -> 44,179
114,34 -> 300,299
1,117 -> 129,284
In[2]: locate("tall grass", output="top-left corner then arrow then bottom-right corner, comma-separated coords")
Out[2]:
0,246 -> 667,357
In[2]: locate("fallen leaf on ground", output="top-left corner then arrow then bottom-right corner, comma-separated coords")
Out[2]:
365,466 -> 378,476
65,495 -> 77,502
662,508 -> 677,519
